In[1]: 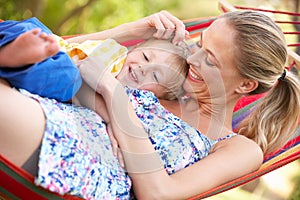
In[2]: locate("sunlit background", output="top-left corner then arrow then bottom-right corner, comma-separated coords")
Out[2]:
1,0 -> 300,199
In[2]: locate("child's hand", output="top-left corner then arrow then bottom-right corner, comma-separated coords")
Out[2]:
78,55 -> 112,93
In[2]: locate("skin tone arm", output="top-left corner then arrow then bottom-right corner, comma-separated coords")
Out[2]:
75,80 -> 110,123
66,11 -> 187,45
79,55 -> 263,200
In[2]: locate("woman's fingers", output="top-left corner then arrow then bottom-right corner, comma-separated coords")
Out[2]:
117,149 -> 125,168
127,10 -> 188,43
106,124 -> 125,167
107,123 -> 119,157
151,11 -> 187,44
157,11 -> 176,29
151,13 -> 170,39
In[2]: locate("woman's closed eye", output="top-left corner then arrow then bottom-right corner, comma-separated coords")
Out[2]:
196,42 -> 215,67
198,34 -> 216,67
205,55 -> 215,67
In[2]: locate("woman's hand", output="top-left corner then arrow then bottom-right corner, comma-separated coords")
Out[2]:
107,122 -> 125,167
68,10 -> 188,44
126,10 -> 189,44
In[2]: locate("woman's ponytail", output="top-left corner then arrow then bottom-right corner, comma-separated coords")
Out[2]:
239,71 -> 300,155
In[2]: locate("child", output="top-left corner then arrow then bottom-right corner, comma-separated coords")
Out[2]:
73,38 -> 190,126
0,17 -> 190,102
68,38 -> 190,101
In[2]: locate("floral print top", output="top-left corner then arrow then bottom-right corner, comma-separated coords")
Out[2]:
126,87 -> 236,174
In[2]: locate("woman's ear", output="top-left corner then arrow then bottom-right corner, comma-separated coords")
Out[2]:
235,79 -> 258,94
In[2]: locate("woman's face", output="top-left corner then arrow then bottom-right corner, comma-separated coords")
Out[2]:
183,18 -> 245,102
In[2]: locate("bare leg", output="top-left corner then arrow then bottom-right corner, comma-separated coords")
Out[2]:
0,78 -> 45,167
0,28 -> 60,67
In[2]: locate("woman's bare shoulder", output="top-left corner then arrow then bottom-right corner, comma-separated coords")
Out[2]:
212,134 -> 264,171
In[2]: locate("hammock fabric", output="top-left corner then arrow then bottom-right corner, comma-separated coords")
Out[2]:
1,1 -> 300,199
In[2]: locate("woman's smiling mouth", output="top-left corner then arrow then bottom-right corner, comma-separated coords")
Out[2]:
188,68 -> 203,82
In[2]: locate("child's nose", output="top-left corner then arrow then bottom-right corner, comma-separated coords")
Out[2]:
131,63 -> 145,75
131,63 -> 141,69
138,64 -> 145,75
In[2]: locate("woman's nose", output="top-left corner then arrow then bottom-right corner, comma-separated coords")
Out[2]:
187,49 -> 203,67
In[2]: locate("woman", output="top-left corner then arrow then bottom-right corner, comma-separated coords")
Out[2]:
1,10 -> 299,200
79,10 -> 300,199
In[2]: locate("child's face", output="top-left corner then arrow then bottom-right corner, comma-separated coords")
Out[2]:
116,46 -> 180,99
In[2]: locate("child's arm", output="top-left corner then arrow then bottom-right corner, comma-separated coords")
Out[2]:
75,80 -> 110,123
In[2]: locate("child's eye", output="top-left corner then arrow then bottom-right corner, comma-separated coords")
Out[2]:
153,72 -> 159,83
143,53 -> 149,62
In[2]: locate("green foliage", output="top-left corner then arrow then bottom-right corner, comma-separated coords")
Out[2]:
1,0 -> 184,36
0,0 -> 23,20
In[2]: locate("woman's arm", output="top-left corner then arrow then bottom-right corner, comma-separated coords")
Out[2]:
79,56 -> 263,199
66,11 -> 187,45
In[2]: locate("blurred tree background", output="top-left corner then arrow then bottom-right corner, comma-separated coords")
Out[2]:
1,0 -> 300,43
1,0 -> 300,199
1,0 -> 222,36
1,0 -> 299,37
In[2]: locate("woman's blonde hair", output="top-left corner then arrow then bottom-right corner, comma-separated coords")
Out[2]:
221,11 -> 300,155
135,39 -> 190,100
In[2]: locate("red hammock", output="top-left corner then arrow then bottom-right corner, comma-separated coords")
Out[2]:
1,0 -> 300,199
